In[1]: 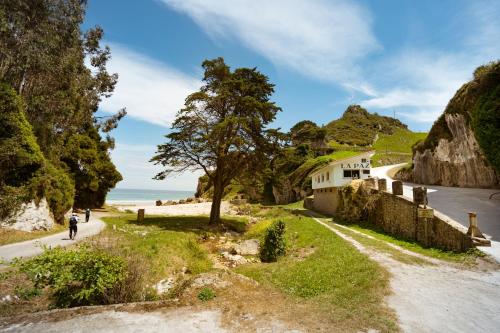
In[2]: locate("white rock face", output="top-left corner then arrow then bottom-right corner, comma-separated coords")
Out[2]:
0,198 -> 55,232
413,114 -> 500,188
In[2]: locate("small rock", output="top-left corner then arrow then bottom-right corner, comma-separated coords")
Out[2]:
155,200 -> 162,206
234,239 -> 260,256
155,277 -> 175,294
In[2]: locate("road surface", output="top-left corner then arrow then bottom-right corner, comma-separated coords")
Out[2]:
371,164 -> 500,242
0,215 -> 106,263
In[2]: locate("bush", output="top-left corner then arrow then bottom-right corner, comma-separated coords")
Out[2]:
260,220 -> 287,262
15,245 -> 127,308
197,287 -> 216,301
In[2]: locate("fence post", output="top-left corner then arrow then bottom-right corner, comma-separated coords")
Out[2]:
137,209 -> 145,222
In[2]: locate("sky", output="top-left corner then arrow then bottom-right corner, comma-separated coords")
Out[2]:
83,0 -> 500,191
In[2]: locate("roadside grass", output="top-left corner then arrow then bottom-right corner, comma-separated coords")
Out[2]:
0,223 -> 66,246
236,211 -> 398,332
328,222 -> 430,266
336,220 -> 484,265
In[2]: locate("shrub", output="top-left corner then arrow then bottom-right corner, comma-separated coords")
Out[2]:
260,220 -> 287,262
197,287 -> 216,301
15,245 -> 127,308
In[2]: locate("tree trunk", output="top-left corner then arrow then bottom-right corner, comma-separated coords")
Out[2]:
209,180 -> 224,225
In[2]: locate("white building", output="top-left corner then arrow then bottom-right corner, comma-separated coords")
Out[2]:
311,151 -> 375,189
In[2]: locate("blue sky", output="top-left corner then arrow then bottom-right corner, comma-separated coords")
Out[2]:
83,0 -> 500,191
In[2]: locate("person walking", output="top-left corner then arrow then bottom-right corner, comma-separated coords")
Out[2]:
85,208 -> 91,223
69,212 -> 79,240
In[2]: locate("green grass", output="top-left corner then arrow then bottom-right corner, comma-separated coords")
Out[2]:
371,129 -> 427,166
373,128 -> 427,153
0,223 -> 66,246
337,220 -> 484,265
236,212 -> 397,332
100,214 -> 247,283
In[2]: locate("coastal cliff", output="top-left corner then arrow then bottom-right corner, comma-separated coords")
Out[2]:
409,61 -> 500,188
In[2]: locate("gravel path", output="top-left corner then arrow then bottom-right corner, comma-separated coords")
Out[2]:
312,217 -> 500,333
0,215 -> 105,263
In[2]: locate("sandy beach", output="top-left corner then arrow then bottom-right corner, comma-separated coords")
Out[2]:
110,201 -> 231,216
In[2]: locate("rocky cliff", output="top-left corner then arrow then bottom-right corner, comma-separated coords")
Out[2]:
411,61 -> 500,188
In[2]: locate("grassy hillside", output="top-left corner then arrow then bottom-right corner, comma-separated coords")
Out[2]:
371,129 -> 427,166
325,105 -> 408,146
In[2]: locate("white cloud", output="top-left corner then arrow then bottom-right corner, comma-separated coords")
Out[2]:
100,44 -> 200,127
111,143 -> 203,191
161,0 -> 379,83
360,0 -> 500,125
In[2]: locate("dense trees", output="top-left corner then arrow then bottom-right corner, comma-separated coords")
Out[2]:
152,58 -> 280,224
0,0 -> 124,221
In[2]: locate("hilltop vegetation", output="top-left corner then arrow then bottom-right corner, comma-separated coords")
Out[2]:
326,105 -> 408,146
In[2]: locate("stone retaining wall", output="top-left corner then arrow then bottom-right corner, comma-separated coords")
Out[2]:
312,179 -> 473,252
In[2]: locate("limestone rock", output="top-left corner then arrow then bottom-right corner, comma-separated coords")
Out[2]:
233,239 -> 260,256
155,277 -> 175,294
413,114 -> 500,188
0,198 -> 54,232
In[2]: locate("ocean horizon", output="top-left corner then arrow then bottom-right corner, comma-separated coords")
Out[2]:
106,188 -> 194,204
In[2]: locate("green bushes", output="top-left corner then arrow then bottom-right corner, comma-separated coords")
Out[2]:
16,246 -> 127,308
260,220 -> 287,262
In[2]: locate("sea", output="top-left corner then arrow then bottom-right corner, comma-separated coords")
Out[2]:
106,188 -> 194,205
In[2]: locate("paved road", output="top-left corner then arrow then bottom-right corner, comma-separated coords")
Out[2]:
0,216 -> 106,263
372,164 -> 500,241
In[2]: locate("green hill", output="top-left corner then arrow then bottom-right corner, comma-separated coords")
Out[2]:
325,105 -> 427,166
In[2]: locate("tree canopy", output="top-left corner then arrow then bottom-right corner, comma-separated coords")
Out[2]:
152,57 -> 281,224
0,0 -> 124,221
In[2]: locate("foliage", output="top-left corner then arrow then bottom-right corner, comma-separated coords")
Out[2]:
289,120 -> 327,148
0,0 -> 125,216
260,220 -> 287,262
326,105 -> 407,146
472,63 -> 500,173
152,57 -> 280,224
16,245 -> 127,308
197,287 -> 216,301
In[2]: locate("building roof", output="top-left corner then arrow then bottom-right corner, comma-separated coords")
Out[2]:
309,150 -> 375,177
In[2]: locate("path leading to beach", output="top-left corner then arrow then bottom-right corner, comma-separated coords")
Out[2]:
0,215 -> 106,263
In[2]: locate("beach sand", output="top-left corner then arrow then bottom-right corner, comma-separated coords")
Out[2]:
111,201 -> 231,216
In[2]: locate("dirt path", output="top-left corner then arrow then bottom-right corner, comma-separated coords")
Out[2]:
0,214 -> 105,263
312,217 -> 500,333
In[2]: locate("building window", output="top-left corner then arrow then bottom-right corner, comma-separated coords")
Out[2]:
363,170 -> 370,175
321,174 -> 324,182
361,158 -> 367,163
344,170 -> 360,179
326,172 -> 329,181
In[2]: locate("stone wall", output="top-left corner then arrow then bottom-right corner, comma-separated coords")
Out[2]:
0,198 -> 55,232
315,179 -> 473,252
311,188 -> 341,216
